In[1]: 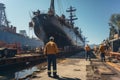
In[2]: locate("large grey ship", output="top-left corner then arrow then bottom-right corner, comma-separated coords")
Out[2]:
0,3 -> 43,49
30,0 -> 84,48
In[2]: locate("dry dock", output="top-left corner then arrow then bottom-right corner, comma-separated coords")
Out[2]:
30,51 -> 91,80
1,51 -> 120,80
0,54 -> 45,68
32,59 -> 90,80
29,51 -> 120,80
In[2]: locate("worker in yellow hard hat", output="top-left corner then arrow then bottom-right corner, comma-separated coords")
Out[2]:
44,36 -> 59,78
84,44 -> 91,61
99,43 -> 106,62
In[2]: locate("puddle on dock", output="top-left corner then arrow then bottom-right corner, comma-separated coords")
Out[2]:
0,60 -> 46,80
14,67 -> 39,79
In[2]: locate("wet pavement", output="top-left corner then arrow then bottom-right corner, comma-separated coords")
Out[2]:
0,60 -> 45,80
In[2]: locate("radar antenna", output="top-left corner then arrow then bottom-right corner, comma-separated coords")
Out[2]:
66,6 -> 78,27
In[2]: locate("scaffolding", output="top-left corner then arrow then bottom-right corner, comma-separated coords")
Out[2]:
0,3 -> 9,27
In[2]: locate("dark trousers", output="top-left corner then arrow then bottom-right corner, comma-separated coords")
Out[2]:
47,54 -> 57,75
85,51 -> 91,61
100,53 -> 105,62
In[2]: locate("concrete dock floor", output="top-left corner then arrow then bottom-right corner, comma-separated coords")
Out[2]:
31,52 -> 91,80
30,52 -> 120,80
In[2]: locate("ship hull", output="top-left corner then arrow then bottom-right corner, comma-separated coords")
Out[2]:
0,30 -> 43,48
32,14 -> 84,47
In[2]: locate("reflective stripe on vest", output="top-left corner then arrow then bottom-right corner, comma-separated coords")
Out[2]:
48,70 -> 51,72
53,70 -> 57,72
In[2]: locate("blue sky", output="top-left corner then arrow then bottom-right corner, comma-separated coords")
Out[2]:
1,0 -> 120,44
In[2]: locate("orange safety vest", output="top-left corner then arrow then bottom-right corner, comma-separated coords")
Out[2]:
99,45 -> 105,53
85,45 -> 91,51
44,41 -> 58,55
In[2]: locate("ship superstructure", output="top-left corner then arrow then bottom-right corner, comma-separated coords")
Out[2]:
29,0 -> 84,48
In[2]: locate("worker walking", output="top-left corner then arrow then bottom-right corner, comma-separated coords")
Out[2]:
99,43 -> 106,62
84,44 -> 91,61
44,36 -> 59,78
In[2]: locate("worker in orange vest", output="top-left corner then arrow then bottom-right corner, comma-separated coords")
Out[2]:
84,44 -> 91,61
44,36 -> 59,78
99,43 -> 106,62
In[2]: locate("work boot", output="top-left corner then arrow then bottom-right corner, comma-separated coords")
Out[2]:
89,58 -> 91,61
53,73 -> 59,78
48,72 -> 51,77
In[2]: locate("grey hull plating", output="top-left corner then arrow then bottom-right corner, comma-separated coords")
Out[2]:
32,14 -> 84,47
0,30 -> 43,48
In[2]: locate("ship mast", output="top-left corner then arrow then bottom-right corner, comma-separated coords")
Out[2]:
66,6 -> 78,27
0,3 -> 9,27
49,0 -> 55,15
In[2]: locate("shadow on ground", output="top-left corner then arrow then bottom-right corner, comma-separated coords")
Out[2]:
65,51 -> 96,59
53,76 -> 81,80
